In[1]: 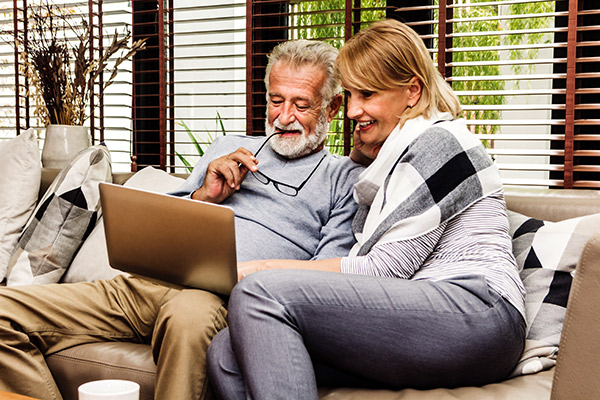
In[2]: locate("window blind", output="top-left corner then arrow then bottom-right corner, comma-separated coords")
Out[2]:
132,0 -> 246,173
0,0 -> 138,171
392,0 -> 600,189
249,0 -> 600,189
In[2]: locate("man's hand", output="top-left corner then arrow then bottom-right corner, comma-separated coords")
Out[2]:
192,148 -> 258,203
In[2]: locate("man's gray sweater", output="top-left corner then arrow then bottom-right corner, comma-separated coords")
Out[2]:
171,135 -> 364,262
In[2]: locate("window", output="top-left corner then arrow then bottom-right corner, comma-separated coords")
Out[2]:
132,0 -> 246,173
0,0 -> 246,173
249,0 -> 600,188
0,0 -> 138,170
2,0 -> 599,188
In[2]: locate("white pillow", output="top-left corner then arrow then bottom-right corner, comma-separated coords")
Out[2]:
0,129 -> 41,281
62,166 -> 186,283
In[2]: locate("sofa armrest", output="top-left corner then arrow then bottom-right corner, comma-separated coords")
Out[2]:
551,233 -> 600,400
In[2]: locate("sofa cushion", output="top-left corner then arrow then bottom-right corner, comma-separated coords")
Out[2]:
46,342 -> 156,400
6,145 -> 112,286
507,210 -> 600,376
317,369 -> 554,400
62,166 -> 186,283
0,129 -> 41,282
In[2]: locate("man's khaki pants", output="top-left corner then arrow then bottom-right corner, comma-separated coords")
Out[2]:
0,275 -> 228,400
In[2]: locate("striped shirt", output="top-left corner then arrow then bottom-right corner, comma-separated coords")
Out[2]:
341,191 -> 526,319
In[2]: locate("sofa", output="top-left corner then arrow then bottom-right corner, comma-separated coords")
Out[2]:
17,166 -> 595,400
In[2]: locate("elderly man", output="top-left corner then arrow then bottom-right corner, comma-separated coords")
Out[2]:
0,40 -> 363,400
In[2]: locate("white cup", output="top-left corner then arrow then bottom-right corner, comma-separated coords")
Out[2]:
78,379 -> 140,400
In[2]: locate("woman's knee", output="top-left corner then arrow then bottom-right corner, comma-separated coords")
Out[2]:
232,270 -> 304,303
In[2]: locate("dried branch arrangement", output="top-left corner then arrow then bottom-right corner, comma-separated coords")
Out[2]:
12,1 -> 146,126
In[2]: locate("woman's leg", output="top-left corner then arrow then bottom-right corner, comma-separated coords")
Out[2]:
207,328 -> 247,400
209,270 -> 525,399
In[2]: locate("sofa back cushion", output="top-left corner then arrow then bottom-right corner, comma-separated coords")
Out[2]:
0,129 -> 41,282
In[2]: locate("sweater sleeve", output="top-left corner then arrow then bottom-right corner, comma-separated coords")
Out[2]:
168,136 -> 230,198
312,158 -> 364,260
341,222 -> 446,278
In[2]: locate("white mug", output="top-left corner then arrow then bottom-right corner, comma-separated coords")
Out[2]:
78,379 -> 140,400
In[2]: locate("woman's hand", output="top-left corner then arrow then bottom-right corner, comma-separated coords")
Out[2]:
350,127 -> 377,166
237,260 -> 269,281
236,258 -> 343,281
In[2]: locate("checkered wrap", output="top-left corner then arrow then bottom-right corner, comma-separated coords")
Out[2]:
508,210 -> 600,376
350,113 -> 502,257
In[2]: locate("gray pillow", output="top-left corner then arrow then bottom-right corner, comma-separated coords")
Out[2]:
6,144 -> 112,286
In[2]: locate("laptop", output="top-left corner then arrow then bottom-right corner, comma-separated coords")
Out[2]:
99,182 -> 237,295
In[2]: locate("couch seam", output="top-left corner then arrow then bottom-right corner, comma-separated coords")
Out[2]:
48,353 -> 156,375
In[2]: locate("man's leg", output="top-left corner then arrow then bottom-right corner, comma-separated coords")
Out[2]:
0,275 -> 179,400
152,289 -> 228,400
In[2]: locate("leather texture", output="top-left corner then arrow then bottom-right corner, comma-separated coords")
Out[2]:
550,233 -> 600,400
46,342 -> 156,400
319,370 -> 553,400
504,187 -> 600,222
40,170 -> 600,399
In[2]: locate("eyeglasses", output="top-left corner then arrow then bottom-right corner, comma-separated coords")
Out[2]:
251,132 -> 326,197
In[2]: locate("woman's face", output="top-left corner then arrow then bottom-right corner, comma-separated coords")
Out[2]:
345,79 -> 421,160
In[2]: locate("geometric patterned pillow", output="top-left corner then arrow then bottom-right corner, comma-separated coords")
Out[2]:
508,210 -> 600,376
6,144 -> 112,286
62,166 -> 185,283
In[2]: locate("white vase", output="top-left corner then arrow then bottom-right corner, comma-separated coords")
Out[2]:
41,124 -> 91,169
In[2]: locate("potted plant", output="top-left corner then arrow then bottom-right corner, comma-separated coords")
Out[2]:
9,1 -> 146,167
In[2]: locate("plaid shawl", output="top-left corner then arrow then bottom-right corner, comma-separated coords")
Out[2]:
350,113 -> 503,257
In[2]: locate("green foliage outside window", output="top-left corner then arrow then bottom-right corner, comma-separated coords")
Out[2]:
449,0 -> 554,140
177,1 -> 554,165
292,0 -> 554,153
291,0 -> 387,155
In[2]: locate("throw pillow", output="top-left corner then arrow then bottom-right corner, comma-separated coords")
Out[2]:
6,144 -> 112,286
0,129 -> 41,283
62,166 -> 186,283
508,209 -> 600,376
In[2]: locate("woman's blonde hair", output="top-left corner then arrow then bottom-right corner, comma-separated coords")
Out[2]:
337,19 -> 461,123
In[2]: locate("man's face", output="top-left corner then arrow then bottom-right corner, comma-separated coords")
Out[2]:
265,61 -> 330,159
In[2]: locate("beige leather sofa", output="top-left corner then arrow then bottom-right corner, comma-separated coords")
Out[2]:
38,169 -> 600,400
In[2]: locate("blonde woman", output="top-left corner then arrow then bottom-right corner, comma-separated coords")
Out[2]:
207,19 -> 526,399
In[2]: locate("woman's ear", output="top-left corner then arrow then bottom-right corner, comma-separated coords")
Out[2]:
407,77 -> 422,106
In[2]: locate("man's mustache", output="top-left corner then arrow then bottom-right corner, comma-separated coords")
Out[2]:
272,119 -> 305,133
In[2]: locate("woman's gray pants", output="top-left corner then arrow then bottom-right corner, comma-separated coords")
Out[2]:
207,269 -> 525,400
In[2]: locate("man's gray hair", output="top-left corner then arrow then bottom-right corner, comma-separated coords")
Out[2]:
264,40 -> 341,104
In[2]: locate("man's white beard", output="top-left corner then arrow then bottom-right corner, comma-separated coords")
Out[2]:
266,112 -> 329,159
